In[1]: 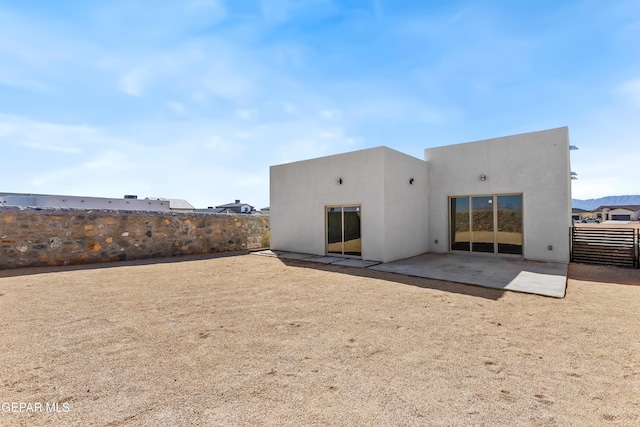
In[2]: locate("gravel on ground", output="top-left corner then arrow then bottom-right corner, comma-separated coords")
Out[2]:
1,253 -> 639,426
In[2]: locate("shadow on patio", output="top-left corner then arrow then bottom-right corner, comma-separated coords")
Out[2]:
271,256 -> 507,301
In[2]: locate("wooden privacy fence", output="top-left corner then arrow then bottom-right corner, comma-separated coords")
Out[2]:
571,227 -> 638,268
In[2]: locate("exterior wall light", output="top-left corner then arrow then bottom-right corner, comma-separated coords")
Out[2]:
480,174 -> 487,181
337,178 -> 343,185
409,178 -> 414,184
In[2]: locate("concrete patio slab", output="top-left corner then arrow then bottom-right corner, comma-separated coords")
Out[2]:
251,249 -> 277,257
332,259 -> 381,268
270,251 -> 318,260
259,250 -> 567,297
303,255 -> 348,264
369,252 -> 568,298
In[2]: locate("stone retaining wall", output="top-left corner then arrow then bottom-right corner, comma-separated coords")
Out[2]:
0,207 -> 270,269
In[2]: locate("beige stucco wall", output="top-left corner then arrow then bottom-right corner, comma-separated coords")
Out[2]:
425,127 -> 571,262
381,148 -> 429,262
271,127 -> 571,264
270,147 -> 428,262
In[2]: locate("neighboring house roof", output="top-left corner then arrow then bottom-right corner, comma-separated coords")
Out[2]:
146,197 -> 195,210
0,193 -> 171,211
572,208 -> 588,213
592,205 -> 640,212
213,200 -> 256,214
0,192 -> 50,197
0,192 -> 198,213
215,202 -> 254,209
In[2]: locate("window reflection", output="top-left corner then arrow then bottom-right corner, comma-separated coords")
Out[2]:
450,197 -> 470,251
326,206 -> 361,256
450,194 -> 523,256
497,195 -> 523,254
343,206 -> 362,256
327,207 -> 343,254
471,196 -> 494,253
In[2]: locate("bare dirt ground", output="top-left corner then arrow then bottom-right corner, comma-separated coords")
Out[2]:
1,253 -> 639,426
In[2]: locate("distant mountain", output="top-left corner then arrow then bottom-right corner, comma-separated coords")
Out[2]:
572,195 -> 640,211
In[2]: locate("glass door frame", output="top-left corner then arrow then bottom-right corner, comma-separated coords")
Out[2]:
448,193 -> 524,256
325,204 -> 362,258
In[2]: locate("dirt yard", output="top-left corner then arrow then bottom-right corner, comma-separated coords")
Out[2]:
1,253 -> 639,426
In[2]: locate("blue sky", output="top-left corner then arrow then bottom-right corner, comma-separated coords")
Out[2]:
1,0 -> 639,209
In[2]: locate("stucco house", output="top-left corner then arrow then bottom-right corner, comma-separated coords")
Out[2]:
212,200 -> 255,214
572,208 -> 590,222
592,205 -> 640,221
270,127 -> 572,264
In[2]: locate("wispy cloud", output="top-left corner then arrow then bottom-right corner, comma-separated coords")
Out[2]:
167,101 -> 188,115
119,68 -> 149,96
0,67 -> 49,92
617,78 -> 640,107
0,114 -> 111,154
201,61 -> 257,102
91,0 -> 228,42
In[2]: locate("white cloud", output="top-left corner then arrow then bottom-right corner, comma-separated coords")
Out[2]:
92,0 -> 228,41
318,131 -> 337,138
167,101 -> 188,115
203,135 -> 234,152
21,141 -> 80,154
236,109 -> 257,120
350,96 -> 451,124
85,150 -> 134,171
0,8 -> 79,67
0,67 -> 49,92
185,0 -> 227,19
616,78 -> 640,107
119,68 -> 148,96
201,62 -> 256,101
320,109 -> 342,119
283,102 -> 299,116
260,0 -> 296,25
235,131 -> 252,138
259,0 -> 335,26
277,139 -> 330,163
0,113 -> 119,154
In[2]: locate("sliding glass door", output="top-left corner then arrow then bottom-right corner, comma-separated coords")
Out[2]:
472,196 -> 494,253
326,205 -> 362,256
496,195 -> 523,254
450,194 -> 523,255
450,197 -> 470,251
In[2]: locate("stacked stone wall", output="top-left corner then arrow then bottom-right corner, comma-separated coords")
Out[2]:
0,207 -> 270,269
